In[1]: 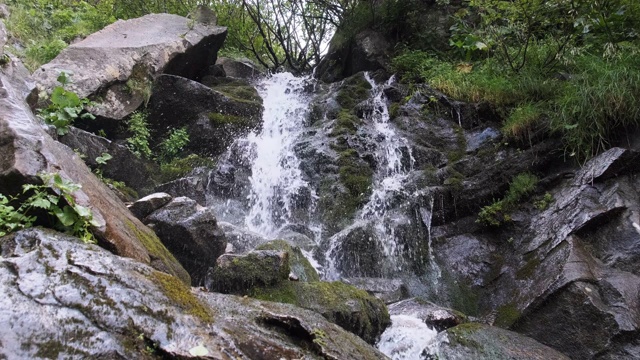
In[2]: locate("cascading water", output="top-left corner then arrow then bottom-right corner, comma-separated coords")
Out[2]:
243,73 -> 314,238
324,73 -> 417,280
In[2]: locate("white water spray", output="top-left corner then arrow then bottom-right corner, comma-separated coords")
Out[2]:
244,73 -> 313,238
377,314 -> 439,359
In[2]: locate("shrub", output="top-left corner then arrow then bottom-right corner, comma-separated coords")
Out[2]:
158,127 -> 190,163
37,72 -> 95,136
125,111 -> 152,159
0,173 -> 99,243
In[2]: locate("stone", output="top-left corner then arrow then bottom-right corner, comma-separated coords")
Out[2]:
388,298 -> 467,332
155,175 -> 207,206
430,323 -> 571,359
252,280 -> 391,345
0,20 -> 7,57
0,60 -> 189,284
128,192 -> 172,220
343,278 -> 410,304
216,57 -> 264,79
147,74 -> 263,157
0,228 -> 387,359
145,197 -> 227,286
31,14 -> 227,126
217,221 -> 265,254
206,250 -> 290,294
59,126 -> 158,195
256,239 -> 320,282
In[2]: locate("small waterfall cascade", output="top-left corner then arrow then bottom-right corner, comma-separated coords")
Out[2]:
243,73 -> 314,238
377,314 -> 439,359
324,73 -> 417,280
419,196 -> 441,286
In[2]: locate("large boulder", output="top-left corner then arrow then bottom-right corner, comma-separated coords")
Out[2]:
256,239 -> 320,282
215,57 -> 264,79
147,74 -> 263,157
431,323 -> 571,359
252,281 -> 391,345
0,58 -> 189,284
206,250 -> 290,294
0,228 -> 387,359
145,197 -> 227,286
30,13 -> 227,128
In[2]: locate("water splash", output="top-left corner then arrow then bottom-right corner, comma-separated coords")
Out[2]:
244,73 -> 314,238
377,314 -> 439,360
419,196 -> 441,286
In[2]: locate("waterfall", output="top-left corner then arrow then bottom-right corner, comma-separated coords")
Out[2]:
377,314 -> 439,359
243,73 -> 314,238
324,73 -> 417,280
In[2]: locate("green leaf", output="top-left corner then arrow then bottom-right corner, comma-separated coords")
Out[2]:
73,204 -> 92,219
54,205 -> 78,227
30,197 -> 51,209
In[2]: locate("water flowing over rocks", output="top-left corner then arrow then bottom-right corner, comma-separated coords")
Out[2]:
0,228 -> 387,359
30,14 -> 227,127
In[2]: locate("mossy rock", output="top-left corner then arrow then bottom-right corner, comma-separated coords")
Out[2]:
336,72 -> 372,109
251,281 -> 390,344
256,240 -> 320,282
211,82 -> 262,104
124,219 -> 191,285
207,250 -> 290,294
158,154 -> 215,183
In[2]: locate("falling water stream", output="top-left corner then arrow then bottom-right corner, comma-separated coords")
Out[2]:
214,72 -> 440,359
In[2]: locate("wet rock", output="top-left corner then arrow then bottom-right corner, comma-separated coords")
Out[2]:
155,174 -> 207,206
431,323 -> 570,359
206,250 -> 290,294
31,14 -> 227,129
215,56 -> 264,79
389,298 -> 467,332
60,126 -> 158,195
217,221 -> 265,254
145,197 -> 226,286
147,74 -> 262,157
0,58 -> 189,284
0,228 -> 387,359
344,278 -> 410,305
256,239 -> 320,282
128,192 -> 172,220
252,281 -> 391,345
327,223 -> 386,278
465,127 -> 500,152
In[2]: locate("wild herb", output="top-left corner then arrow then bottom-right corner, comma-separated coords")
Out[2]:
37,72 -> 95,136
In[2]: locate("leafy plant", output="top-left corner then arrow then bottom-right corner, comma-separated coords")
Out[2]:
37,72 -> 95,136
0,173 -> 99,243
125,111 -> 153,159
158,127 -> 190,163
477,172 -> 538,227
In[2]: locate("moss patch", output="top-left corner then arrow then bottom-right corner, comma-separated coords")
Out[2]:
124,219 -> 191,285
251,281 -> 390,344
151,271 -> 213,323
336,73 -> 372,109
208,112 -> 252,127
212,84 -> 262,104
158,154 -> 215,183
494,302 -> 521,328
209,251 -> 290,294
447,323 -> 484,350
516,256 -> 541,280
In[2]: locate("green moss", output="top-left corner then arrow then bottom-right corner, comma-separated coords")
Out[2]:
212,84 -> 262,104
477,172 -> 539,227
251,281 -> 390,344
34,339 -> 65,358
256,240 -> 320,282
448,323 -> 484,350
124,219 -> 191,285
331,109 -> 362,135
158,154 -> 215,183
208,112 -> 251,126
516,256 -> 541,280
389,103 -> 400,119
209,251 -> 290,294
151,271 -> 213,323
494,302 -> 521,327
336,73 -> 372,109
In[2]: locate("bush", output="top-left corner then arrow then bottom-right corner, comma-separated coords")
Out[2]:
477,172 -> 538,227
37,72 -> 95,136
125,111 -> 152,159
158,127 -> 190,164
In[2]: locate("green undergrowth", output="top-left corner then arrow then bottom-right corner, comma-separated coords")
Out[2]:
477,172 -> 538,227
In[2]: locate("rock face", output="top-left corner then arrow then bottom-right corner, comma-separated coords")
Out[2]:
216,56 -> 264,79
388,298 -> 466,332
207,250 -> 290,293
0,59 -> 189,284
0,228 -> 387,359
30,13 -> 227,127
147,74 -> 263,157
145,197 -> 227,286
60,126 -> 158,196
432,323 -> 571,359
128,192 -> 173,220
256,239 -> 321,282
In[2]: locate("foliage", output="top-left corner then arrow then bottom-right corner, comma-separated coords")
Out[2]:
37,72 -> 95,136
502,102 -> 544,140
159,154 -> 215,183
5,0 -> 116,70
125,111 -> 153,159
158,127 -> 190,164
533,192 -> 554,210
477,173 -> 538,227
0,173 -> 98,243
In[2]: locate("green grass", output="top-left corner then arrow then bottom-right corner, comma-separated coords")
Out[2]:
502,102 -> 545,140
477,172 -> 538,227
